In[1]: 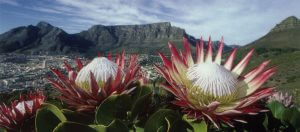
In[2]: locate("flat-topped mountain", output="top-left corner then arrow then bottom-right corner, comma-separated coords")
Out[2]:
77,22 -> 186,54
0,21 -> 233,55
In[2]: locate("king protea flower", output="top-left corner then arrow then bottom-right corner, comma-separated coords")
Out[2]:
48,51 -> 140,112
0,91 -> 45,131
155,37 -> 276,128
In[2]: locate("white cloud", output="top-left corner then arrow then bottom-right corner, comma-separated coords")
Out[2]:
11,0 -> 300,45
0,0 -> 19,6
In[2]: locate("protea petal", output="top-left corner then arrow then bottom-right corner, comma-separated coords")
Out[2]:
215,36 -> 224,65
205,36 -> 213,63
183,37 -> 194,66
246,67 -> 276,95
244,60 -> 270,83
196,37 -> 205,63
75,58 -> 83,71
156,37 -> 275,127
224,48 -> 237,70
232,49 -> 254,75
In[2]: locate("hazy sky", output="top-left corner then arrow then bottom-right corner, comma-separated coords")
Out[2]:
0,0 -> 299,45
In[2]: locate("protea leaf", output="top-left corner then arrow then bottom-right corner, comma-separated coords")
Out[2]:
35,103 -> 66,132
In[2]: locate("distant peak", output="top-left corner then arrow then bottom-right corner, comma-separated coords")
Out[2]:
280,16 -> 299,24
36,21 -> 53,28
270,16 -> 300,32
284,16 -> 298,21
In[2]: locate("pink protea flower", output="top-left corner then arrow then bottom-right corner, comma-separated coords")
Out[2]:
48,51 -> 140,112
155,37 -> 276,128
0,91 -> 45,131
268,92 -> 293,107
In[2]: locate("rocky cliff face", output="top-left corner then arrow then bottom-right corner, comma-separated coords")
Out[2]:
270,16 -> 300,33
0,21 -> 232,55
77,22 -> 186,53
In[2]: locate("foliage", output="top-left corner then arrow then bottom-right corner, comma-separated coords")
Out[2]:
266,101 -> 300,131
1,80 -> 300,132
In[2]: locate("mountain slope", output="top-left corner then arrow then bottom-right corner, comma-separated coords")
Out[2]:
245,16 -> 300,49
237,16 -> 300,105
0,22 -> 233,55
0,22 -> 92,54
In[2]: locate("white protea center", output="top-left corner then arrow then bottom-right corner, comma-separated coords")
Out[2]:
187,62 -> 238,98
75,57 -> 119,90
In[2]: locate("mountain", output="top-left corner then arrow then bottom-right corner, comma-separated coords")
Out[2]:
0,22 -> 233,55
245,16 -> 300,49
237,16 -> 300,106
0,22 -> 92,54
77,22 -> 186,54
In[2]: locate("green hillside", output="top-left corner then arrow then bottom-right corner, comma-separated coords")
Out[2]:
235,48 -> 300,105
237,16 -> 300,106
246,28 -> 300,49
246,16 -> 300,49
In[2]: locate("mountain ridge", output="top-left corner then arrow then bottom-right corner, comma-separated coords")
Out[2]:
270,16 -> 300,33
0,21 -> 233,55
245,16 -> 300,50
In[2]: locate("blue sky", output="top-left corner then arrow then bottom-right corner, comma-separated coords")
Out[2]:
0,0 -> 299,45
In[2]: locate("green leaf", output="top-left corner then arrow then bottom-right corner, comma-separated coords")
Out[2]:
130,92 -> 152,121
267,101 -> 300,130
263,113 -> 269,130
131,86 -> 152,101
183,115 -> 207,132
169,119 -> 193,132
190,121 -> 207,132
35,103 -> 67,132
90,120 -> 129,132
130,125 -> 144,132
282,107 -> 300,130
106,119 -> 129,132
144,109 -> 178,132
61,109 -> 94,124
46,99 -> 65,109
53,122 -> 98,132
95,94 -> 132,125
89,125 -> 107,132
267,101 -> 285,119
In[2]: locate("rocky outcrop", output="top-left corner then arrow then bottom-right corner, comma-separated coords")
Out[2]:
270,16 -> 300,33
245,16 -> 300,49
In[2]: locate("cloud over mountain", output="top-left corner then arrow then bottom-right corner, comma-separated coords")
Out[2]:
0,0 -> 300,45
